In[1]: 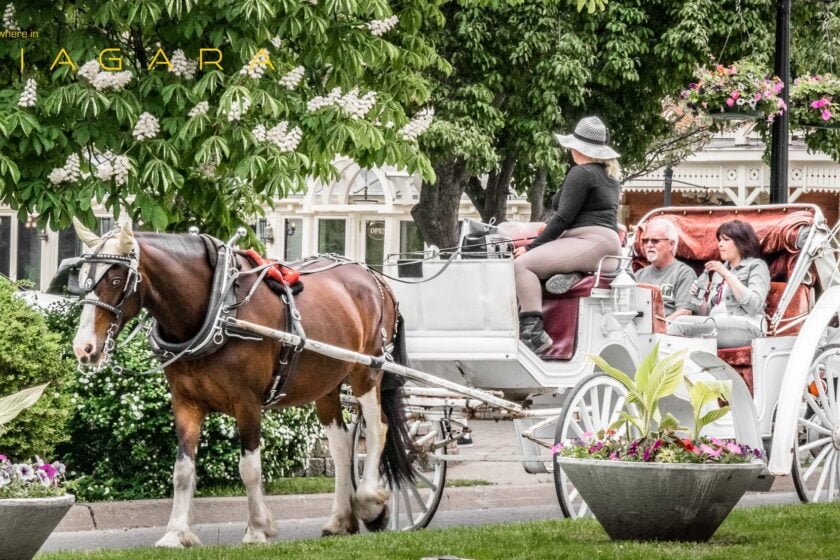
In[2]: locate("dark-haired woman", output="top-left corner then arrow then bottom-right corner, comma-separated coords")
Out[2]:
667,219 -> 770,348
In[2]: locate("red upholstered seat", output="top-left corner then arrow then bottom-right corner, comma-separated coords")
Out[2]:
637,283 -> 667,334
634,207 -> 817,393
541,275 -> 612,360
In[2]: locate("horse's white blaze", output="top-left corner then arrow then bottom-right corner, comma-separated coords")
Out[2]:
239,448 -> 276,543
323,420 -> 356,534
355,388 -> 389,521
72,293 -> 99,361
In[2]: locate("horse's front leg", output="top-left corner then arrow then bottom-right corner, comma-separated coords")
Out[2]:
237,407 -> 277,544
316,394 -> 359,535
156,404 -> 204,548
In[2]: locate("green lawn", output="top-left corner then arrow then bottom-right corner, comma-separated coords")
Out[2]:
39,503 -> 840,559
195,477 -> 492,497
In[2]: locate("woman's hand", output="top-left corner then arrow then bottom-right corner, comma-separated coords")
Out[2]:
704,260 -> 727,275
514,246 -> 528,258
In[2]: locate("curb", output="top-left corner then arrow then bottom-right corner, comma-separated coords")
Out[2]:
56,483 -> 560,532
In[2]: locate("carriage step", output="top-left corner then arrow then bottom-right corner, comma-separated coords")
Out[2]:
437,454 -> 547,463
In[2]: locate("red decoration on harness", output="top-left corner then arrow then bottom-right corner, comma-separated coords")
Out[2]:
241,249 -> 300,285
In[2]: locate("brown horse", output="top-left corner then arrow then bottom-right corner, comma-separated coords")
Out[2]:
70,218 -> 413,547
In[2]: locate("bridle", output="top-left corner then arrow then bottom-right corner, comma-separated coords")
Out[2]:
73,229 -> 142,370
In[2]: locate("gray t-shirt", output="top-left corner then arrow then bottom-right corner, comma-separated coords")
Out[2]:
635,260 -> 698,316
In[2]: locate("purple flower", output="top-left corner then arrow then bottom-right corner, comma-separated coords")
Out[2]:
36,469 -> 52,487
51,461 -> 66,475
15,463 -> 35,481
38,463 -> 58,480
0,470 -> 9,487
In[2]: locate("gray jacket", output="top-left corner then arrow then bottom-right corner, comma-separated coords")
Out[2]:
706,257 -> 771,317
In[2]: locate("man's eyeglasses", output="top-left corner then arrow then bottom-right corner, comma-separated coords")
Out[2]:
641,238 -> 669,245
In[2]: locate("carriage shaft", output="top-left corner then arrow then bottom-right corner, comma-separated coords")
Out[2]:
231,319 -> 526,415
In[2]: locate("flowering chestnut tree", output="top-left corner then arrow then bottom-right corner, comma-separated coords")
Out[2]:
0,0 -> 445,236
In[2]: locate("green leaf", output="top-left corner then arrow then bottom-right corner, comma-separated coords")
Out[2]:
699,407 -> 731,429
634,341 -> 659,395
0,383 -> 48,427
589,353 -> 635,392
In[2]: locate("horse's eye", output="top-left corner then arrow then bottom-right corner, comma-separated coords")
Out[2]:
111,277 -> 123,287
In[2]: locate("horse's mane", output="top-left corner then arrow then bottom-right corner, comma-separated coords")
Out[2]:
136,231 -> 211,262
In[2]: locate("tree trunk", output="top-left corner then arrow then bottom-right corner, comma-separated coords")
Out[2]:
411,158 -> 469,250
529,167 -> 548,221
465,155 -> 515,224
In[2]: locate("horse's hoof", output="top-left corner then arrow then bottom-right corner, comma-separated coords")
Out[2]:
156,530 -> 201,548
242,527 -> 269,544
363,502 -> 390,532
321,515 -> 358,536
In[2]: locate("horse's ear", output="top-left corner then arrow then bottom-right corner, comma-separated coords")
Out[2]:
117,219 -> 135,254
72,217 -> 100,248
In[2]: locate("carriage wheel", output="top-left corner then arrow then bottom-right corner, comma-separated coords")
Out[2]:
553,373 -> 633,518
792,347 -> 840,503
351,416 -> 448,531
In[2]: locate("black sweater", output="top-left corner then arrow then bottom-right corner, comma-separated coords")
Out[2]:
527,163 -> 619,250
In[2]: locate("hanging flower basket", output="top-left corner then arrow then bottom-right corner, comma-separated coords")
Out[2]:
790,74 -> 840,129
680,61 -> 786,123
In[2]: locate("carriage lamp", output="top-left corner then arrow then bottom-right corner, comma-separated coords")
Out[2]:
610,267 -> 638,325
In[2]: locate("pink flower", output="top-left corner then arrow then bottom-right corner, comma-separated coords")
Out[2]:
710,437 -> 723,447
550,443 -> 564,455
609,452 -> 620,461
822,109 -> 832,121
725,442 -> 742,454
726,98 -> 735,107
38,463 -> 58,480
582,431 -> 593,439
754,92 -> 762,101
812,98 -> 830,109
773,83 -> 784,94
731,91 -> 741,100
0,454 -> 6,462
700,444 -> 722,458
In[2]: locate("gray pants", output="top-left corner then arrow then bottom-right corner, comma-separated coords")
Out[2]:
515,225 -> 621,313
666,315 -> 763,348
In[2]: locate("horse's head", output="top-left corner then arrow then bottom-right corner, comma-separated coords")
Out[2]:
71,217 -> 142,367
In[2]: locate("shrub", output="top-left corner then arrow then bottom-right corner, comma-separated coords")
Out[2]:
46,301 -> 322,501
0,280 -> 74,460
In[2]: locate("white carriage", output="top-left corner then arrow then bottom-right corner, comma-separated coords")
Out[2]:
357,203 -> 840,529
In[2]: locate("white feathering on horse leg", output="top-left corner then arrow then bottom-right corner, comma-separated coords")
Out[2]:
322,420 -> 359,535
156,455 -> 201,548
239,448 -> 277,543
352,388 -> 390,523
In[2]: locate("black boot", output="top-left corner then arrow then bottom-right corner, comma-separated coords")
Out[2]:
519,312 -> 554,354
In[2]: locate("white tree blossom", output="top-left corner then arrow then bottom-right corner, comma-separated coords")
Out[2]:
227,97 -> 251,122
306,87 -> 376,119
48,153 -> 82,186
251,124 -> 267,143
270,36 -> 283,49
91,151 -> 131,186
132,112 -> 160,141
3,3 -> 18,31
240,48 -> 272,79
78,59 -> 133,91
169,49 -> 197,80
17,78 -> 36,108
366,15 -> 399,37
399,108 -> 434,141
278,66 -> 305,90
188,101 -> 209,118
265,121 -> 303,152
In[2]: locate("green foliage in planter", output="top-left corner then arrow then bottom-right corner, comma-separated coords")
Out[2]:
46,301 -> 321,501
0,281 -> 74,460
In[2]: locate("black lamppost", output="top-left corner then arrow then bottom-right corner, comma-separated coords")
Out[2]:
663,166 -> 674,206
770,0 -> 791,203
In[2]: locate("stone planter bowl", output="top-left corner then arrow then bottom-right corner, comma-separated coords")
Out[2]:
555,457 -> 764,541
0,494 -> 75,560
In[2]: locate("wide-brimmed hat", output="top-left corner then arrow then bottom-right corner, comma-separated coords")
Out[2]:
554,116 -> 620,160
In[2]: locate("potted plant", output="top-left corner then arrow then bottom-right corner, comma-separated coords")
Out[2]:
0,384 -> 74,560
553,344 -> 765,542
680,60 -> 787,122
790,74 -> 840,129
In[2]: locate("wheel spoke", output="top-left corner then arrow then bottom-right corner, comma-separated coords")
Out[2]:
578,397 -> 596,435
829,374 -> 839,418
402,488 -> 415,528
391,482 -> 400,529
829,454 -> 837,500
804,443 -> 833,481
800,416 -> 833,436
588,386 -> 602,429
805,393 -> 835,430
601,386 -> 614,428
814,450 -> 836,501
566,418 -> 587,440
611,396 -> 627,426
409,483 -> 429,513
813,371 -> 838,423
414,469 -> 437,491
800,436 -> 832,453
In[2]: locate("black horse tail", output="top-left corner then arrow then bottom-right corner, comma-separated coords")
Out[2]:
380,313 -> 416,485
